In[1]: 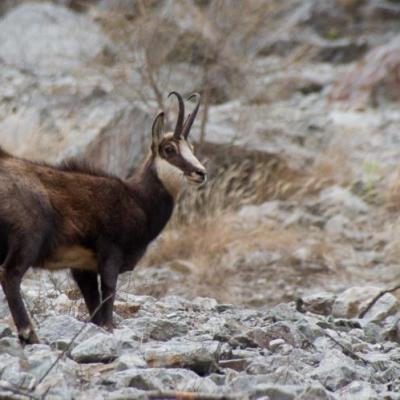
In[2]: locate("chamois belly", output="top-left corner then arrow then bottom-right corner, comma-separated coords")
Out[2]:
41,245 -> 98,272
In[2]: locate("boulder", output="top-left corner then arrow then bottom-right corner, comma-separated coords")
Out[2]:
0,66 -> 152,176
0,3 -> 113,75
329,36 -> 400,107
332,286 -> 381,318
70,333 -> 120,363
106,367 -> 199,391
308,349 -> 359,391
38,315 -> 103,349
144,339 -> 221,375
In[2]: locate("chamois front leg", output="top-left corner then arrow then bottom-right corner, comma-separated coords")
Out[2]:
98,247 -> 122,331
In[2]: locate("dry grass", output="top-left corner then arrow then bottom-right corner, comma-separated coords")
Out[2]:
385,167 -> 400,212
142,144 -> 351,268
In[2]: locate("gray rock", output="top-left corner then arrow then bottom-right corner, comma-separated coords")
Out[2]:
0,3 -> 112,75
70,333 -> 119,363
0,337 -> 25,358
38,315 -> 102,349
362,293 -> 399,324
144,339 -> 221,375
227,374 -> 272,393
26,343 -> 75,382
192,297 -> 219,311
319,186 -> 368,217
325,214 -> 351,237
179,377 -> 219,394
121,316 -> 189,341
0,322 -> 12,338
296,383 -> 336,400
298,293 -> 336,316
308,349 -> 359,391
106,367 -> 198,391
252,384 -> 302,400
116,352 -> 147,371
0,353 -> 36,390
332,286 -> 382,318
336,381 -> 379,400
0,292 -> 10,319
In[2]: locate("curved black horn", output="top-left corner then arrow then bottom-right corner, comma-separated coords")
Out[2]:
182,93 -> 201,139
168,91 -> 185,139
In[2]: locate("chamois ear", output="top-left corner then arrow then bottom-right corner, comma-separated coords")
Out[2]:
151,111 -> 164,153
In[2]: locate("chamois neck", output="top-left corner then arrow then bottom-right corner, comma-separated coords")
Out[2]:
126,156 -> 175,241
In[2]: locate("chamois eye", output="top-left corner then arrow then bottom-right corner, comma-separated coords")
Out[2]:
165,146 -> 176,155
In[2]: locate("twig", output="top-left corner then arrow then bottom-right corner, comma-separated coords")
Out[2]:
146,391 -> 240,400
323,331 -> 369,365
0,381 -> 39,400
359,284 -> 400,318
35,292 -> 114,387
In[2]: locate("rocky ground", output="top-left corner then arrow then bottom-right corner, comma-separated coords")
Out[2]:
0,0 -> 400,399
0,288 -> 400,399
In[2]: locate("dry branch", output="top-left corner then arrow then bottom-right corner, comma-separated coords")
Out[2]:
146,391 -> 241,400
358,284 -> 400,319
35,292 -> 114,387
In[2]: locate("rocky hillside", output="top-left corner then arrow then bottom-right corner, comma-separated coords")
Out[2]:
1,0 -> 400,399
0,288 -> 400,399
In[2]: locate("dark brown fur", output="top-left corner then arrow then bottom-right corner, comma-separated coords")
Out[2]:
0,148 -> 177,343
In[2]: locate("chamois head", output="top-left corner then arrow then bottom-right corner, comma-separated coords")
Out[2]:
151,92 -> 207,197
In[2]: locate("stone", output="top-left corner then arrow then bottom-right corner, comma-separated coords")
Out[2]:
120,316 -> 189,341
252,384 -> 302,400
298,293 -> 336,316
325,214 -> 351,237
179,377 -> 219,394
192,297 -> 219,311
0,3 -> 113,75
0,292 -> 10,319
336,380 -> 379,400
361,293 -> 399,324
332,286 -> 382,318
269,338 -> 286,351
308,349 -> 359,391
0,64 -> 152,178
116,352 -> 147,371
0,322 -> 13,338
296,383 -> 336,400
38,315 -> 102,349
70,333 -> 119,363
319,186 -> 368,217
329,35 -> 400,107
144,340 -> 221,375
0,353 -> 36,390
106,368 -> 199,391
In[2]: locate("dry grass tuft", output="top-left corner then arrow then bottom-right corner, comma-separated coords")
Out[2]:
141,144 -> 351,297
385,167 -> 400,212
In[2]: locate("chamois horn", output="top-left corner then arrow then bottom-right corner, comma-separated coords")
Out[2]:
182,93 -> 201,139
168,91 -> 185,139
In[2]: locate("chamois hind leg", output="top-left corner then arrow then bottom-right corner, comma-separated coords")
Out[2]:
71,269 -> 102,325
0,246 -> 39,345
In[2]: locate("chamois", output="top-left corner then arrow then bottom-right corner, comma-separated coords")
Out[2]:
0,92 -> 206,345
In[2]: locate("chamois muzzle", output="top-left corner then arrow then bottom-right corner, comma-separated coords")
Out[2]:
188,169 -> 207,185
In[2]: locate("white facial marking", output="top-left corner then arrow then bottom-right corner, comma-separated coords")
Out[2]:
155,157 -> 186,198
179,141 -> 206,171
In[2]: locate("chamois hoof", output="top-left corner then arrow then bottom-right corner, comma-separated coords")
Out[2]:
18,327 -> 40,346
101,323 -> 115,333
